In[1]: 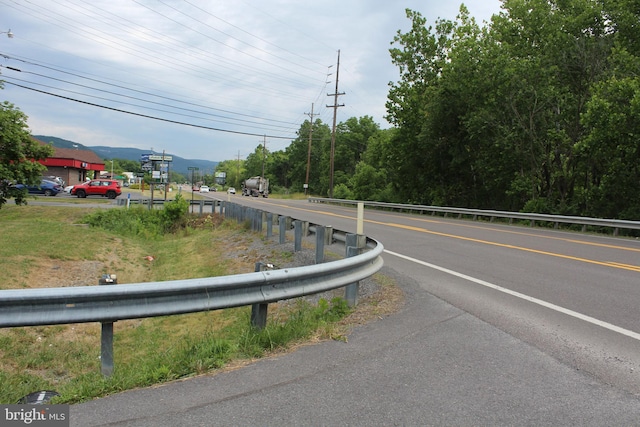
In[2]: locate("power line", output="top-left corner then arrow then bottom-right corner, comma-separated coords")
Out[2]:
0,56 -> 301,127
4,80 -> 296,140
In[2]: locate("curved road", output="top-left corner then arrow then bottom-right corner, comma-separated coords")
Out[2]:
73,195 -> 640,426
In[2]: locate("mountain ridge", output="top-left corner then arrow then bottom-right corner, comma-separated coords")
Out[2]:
33,135 -> 218,176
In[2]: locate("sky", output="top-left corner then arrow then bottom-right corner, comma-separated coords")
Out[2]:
1,0 -> 502,163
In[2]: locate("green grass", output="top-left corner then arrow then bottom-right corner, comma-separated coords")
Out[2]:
0,204 -> 355,404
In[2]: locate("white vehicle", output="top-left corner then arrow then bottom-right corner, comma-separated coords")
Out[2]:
200,185 -> 210,193
227,187 -> 236,194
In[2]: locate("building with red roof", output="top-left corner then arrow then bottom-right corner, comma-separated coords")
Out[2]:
34,138 -> 105,187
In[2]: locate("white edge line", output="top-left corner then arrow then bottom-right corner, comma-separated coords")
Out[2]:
384,249 -> 640,342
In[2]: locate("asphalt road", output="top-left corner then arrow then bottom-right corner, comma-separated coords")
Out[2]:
71,195 -> 640,425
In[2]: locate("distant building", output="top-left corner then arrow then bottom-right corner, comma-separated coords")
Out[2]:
33,138 -> 105,186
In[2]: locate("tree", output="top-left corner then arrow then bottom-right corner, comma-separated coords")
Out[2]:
578,48 -> 640,219
386,9 -> 456,204
282,119 -> 331,195
0,101 -> 54,208
386,1 -> 628,216
215,159 -> 244,188
354,128 -> 396,201
266,150 -> 290,191
244,144 -> 269,178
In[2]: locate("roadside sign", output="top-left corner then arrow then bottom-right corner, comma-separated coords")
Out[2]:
149,155 -> 172,161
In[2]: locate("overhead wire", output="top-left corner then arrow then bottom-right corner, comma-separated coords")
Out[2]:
3,80 -> 296,140
1,0 -> 362,147
1,73 -> 297,134
1,54 -> 301,127
149,0 -> 325,76
66,0 -> 323,90
5,0 -> 318,102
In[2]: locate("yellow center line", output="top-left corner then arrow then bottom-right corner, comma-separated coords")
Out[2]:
366,208 -> 640,253
375,221 -> 640,273
242,199 -> 640,273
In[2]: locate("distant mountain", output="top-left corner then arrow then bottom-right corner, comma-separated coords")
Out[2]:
33,135 -> 217,176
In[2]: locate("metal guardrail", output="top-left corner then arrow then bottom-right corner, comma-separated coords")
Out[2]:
0,203 -> 382,328
0,238 -> 383,327
308,198 -> 640,235
1,201 -> 383,375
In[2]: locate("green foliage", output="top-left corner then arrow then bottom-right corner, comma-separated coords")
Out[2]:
245,143 -> 269,178
0,297 -> 353,404
0,102 -> 54,209
215,159 -> 245,189
381,0 -> 640,218
238,298 -> 352,356
332,183 -> 354,200
160,194 -> 189,231
83,207 -> 164,238
82,195 -> 190,236
202,0 -> 640,219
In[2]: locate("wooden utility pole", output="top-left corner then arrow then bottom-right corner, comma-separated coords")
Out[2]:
305,103 -> 319,195
237,150 -> 241,187
262,135 -> 266,178
327,50 -> 344,199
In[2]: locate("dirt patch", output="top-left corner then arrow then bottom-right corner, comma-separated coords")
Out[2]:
24,259 -> 106,288
7,216 -> 405,369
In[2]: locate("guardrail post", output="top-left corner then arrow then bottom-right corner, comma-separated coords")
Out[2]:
344,234 -> 360,307
266,213 -> 273,238
222,201 -> 229,219
315,226 -> 325,264
294,220 -> 302,252
325,226 -> 333,245
256,210 -> 263,233
199,200 -> 205,215
279,216 -> 288,244
251,263 -> 268,329
98,274 -> 117,377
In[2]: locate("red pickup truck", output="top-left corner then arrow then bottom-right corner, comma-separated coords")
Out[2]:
71,179 -> 122,199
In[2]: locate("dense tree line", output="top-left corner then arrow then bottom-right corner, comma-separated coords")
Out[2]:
234,0 -> 639,221
384,0 -> 640,219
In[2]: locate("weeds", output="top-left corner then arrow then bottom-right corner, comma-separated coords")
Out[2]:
0,204 -> 358,404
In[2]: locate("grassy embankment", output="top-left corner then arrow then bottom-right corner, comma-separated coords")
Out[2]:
0,202 -> 398,404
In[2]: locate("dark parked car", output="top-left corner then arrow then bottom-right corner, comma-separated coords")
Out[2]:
14,179 -> 63,196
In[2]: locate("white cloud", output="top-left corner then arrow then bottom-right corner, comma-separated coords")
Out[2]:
1,0 -> 501,162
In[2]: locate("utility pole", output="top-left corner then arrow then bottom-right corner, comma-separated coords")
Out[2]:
162,149 -> 168,201
327,50 -> 344,199
237,150 -> 241,187
305,103 -> 319,196
261,135 -> 266,178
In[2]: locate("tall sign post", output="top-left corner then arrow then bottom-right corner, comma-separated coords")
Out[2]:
188,166 -> 199,213
140,154 -> 152,196
142,153 -> 173,205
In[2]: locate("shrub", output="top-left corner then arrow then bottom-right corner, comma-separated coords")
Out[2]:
159,194 -> 189,232
83,196 -> 188,237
